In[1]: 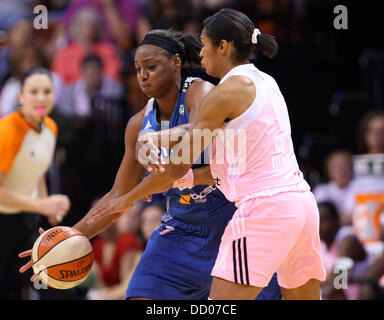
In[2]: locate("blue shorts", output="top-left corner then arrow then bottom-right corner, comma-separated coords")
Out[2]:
126,206 -> 281,300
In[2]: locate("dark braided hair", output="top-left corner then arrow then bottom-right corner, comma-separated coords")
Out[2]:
145,29 -> 202,68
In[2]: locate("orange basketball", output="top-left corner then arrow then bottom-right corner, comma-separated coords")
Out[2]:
31,226 -> 94,289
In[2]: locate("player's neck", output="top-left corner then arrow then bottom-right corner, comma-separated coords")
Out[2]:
218,60 -> 250,79
156,85 -> 180,121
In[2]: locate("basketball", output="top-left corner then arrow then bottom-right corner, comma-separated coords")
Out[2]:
31,226 -> 94,290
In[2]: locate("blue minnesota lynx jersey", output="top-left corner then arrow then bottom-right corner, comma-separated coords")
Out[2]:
139,76 -> 233,222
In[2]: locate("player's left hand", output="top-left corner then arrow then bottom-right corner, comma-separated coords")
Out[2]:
18,227 -> 46,282
87,195 -> 133,224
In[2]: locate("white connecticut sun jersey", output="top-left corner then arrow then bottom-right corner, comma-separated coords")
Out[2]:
210,64 -> 310,206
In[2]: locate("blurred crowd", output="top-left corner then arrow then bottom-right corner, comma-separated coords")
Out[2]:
0,0 -> 384,300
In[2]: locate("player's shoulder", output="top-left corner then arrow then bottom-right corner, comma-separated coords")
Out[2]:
215,75 -> 256,105
186,79 -> 214,96
44,116 -> 58,137
185,80 -> 215,113
220,75 -> 254,91
129,107 -> 147,126
125,106 -> 147,137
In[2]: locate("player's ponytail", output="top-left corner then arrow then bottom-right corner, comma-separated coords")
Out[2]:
203,8 -> 278,62
253,33 -> 278,59
175,33 -> 202,68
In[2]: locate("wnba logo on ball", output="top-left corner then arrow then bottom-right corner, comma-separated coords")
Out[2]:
41,228 -> 63,245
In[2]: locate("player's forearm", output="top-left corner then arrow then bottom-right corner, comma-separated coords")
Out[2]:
74,168 -> 146,239
73,191 -> 117,240
124,171 -> 175,205
74,214 -> 115,240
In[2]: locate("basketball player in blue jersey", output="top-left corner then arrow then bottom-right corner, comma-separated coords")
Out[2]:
19,29 -> 280,300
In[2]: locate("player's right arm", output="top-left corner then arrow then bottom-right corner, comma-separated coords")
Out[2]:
72,110 -> 147,240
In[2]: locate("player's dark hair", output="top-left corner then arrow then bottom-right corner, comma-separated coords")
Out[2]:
203,8 -> 278,62
145,29 -> 202,68
20,67 -> 53,90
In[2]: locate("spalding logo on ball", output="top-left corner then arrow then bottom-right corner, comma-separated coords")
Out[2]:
32,226 -> 94,290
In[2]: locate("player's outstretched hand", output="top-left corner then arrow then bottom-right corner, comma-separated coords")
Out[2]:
18,227 -> 45,282
87,195 -> 133,224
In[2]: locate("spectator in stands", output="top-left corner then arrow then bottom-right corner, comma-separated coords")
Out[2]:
33,1 -> 71,64
137,0 -> 200,40
56,53 -> 124,117
139,202 -> 166,246
313,150 -> 355,225
0,18 -> 33,90
358,246 -> 384,299
346,110 -> 384,259
318,201 -> 371,300
46,0 -> 71,20
61,0 -> 141,52
0,1 -> 34,31
357,110 -> 384,155
353,112 -> 384,299
0,44 -> 63,117
51,7 -> 121,84
88,202 -> 143,300
116,201 -> 143,242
